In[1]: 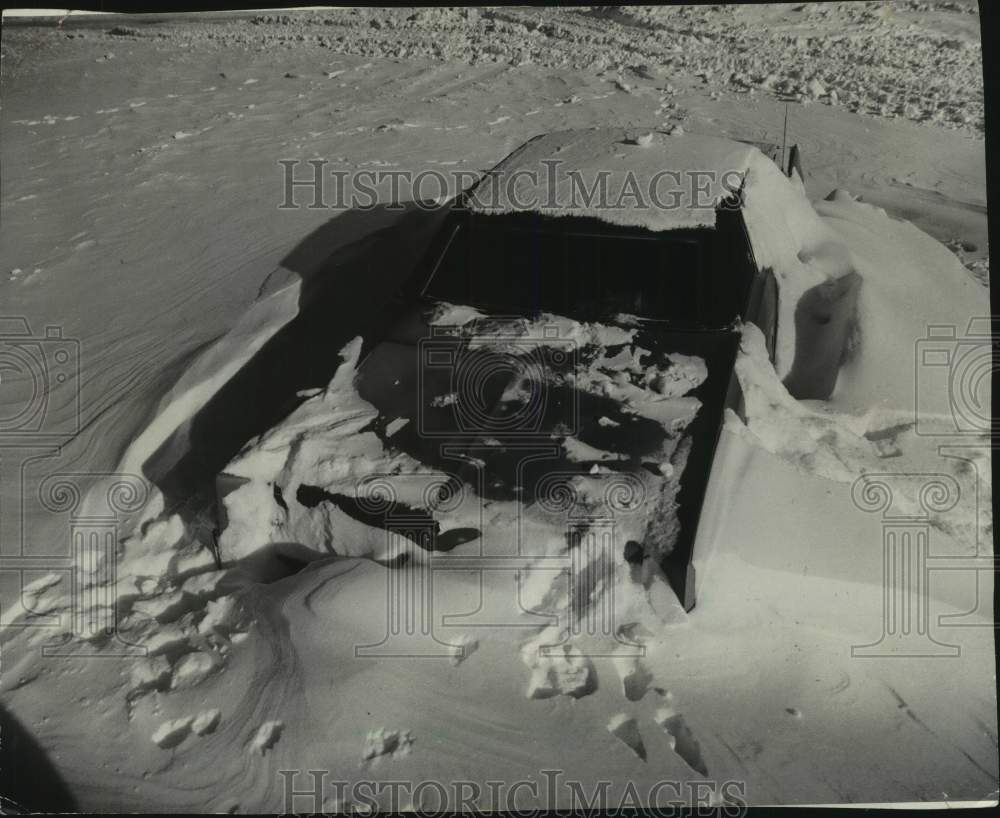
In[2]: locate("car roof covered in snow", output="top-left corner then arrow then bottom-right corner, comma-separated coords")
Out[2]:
466,127 -> 767,231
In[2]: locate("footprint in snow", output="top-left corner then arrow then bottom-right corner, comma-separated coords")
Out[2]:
612,649 -> 652,702
608,713 -> 646,761
654,692 -> 709,776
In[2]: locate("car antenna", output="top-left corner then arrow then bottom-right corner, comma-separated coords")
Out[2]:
781,103 -> 789,173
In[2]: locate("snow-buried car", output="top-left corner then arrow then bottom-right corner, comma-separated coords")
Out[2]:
217,129 -> 811,617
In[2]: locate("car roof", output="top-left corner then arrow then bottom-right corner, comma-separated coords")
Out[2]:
466,127 -> 764,232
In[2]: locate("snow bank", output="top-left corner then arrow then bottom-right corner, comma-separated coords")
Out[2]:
700,323 -> 990,609
813,196 -> 989,416
731,324 -> 878,484
739,159 -> 988,416
117,282 -> 301,485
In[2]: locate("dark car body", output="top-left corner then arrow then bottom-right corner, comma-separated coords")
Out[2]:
348,132 -> 780,611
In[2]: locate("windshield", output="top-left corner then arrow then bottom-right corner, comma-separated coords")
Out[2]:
423,213 -> 707,323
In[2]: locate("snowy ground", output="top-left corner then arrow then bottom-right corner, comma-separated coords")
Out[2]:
0,3 -> 994,811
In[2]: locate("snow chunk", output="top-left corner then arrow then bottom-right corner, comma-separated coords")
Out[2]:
152,716 -> 194,749
644,353 -> 708,397
118,513 -> 188,584
523,644 -> 595,699
145,624 -> 194,657
428,302 -> 486,326
129,655 -> 172,692
251,720 -> 283,755
180,569 -> 225,599
192,708 -> 222,736
562,436 -> 626,464
448,634 -> 479,667
170,651 -> 219,689
430,392 -> 458,407
362,728 -> 414,760
197,594 -> 246,636
384,417 -> 409,438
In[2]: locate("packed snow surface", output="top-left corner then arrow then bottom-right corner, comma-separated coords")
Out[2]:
0,2 -> 991,810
